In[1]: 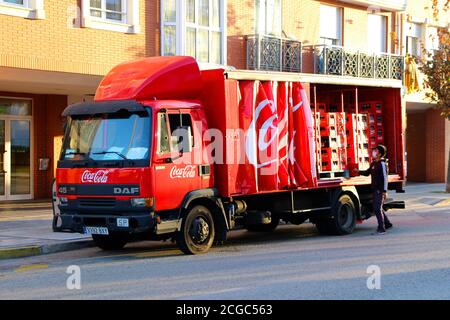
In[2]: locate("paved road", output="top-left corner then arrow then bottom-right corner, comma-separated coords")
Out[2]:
0,205 -> 449,300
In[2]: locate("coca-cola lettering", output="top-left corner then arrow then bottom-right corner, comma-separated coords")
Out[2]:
81,170 -> 109,183
170,165 -> 196,179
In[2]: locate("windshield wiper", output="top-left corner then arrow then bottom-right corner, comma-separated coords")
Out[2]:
65,151 -> 87,156
92,151 -> 128,160
65,151 -> 93,160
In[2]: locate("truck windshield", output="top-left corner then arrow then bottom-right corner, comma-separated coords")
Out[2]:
61,111 -> 151,165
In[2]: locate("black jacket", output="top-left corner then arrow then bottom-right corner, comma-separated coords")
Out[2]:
360,159 -> 388,192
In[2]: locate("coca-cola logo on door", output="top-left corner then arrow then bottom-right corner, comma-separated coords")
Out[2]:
170,165 -> 196,179
81,170 -> 109,183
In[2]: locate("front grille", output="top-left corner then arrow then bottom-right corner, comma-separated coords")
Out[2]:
78,198 -> 116,208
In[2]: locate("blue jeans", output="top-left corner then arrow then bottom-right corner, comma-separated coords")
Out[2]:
373,190 -> 391,232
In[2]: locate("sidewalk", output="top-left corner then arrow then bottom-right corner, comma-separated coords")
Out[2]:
0,183 -> 448,260
0,201 -> 91,259
393,182 -> 450,210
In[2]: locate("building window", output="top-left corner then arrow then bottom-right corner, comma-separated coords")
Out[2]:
161,0 -> 226,65
319,5 -> 342,46
2,0 -> 26,6
0,0 -> 45,19
89,0 -> 125,23
256,0 -> 281,37
406,35 -> 420,57
425,26 -> 440,56
367,14 -> 387,53
81,0 -> 140,34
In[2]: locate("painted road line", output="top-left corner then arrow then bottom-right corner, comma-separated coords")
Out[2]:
14,263 -> 49,273
132,249 -> 182,258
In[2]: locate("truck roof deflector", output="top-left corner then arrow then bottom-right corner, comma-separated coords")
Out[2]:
94,56 -> 203,101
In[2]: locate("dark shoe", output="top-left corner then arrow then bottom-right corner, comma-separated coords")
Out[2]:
372,230 -> 386,235
385,222 -> 393,230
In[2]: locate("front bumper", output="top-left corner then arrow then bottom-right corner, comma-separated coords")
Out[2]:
60,214 -> 155,234
59,199 -> 155,234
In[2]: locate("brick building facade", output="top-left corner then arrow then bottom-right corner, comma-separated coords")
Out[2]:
402,0 -> 450,183
0,0 -> 447,200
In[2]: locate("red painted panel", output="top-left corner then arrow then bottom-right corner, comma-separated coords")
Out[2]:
95,56 -> 202,102
56,167 -> 153,200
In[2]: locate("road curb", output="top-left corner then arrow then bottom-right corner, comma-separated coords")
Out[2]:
0,240 -> 94,260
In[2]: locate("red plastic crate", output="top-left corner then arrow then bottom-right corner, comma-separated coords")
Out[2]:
376,114 -> 383,127
369,137 -> 379,148
345,104 -> 356,113
359,101 -> 383,114
319,113 -> 337,127
321,136 -> 340,148
328,104 -> 340,112
321,148 -> 339,162
321,161 -> 340,172
320,125 -> 337,137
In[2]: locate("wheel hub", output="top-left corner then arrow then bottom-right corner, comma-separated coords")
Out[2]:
190,217 -> 210,243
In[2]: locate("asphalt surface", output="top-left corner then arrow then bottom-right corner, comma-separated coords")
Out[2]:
0,205 -> 449,300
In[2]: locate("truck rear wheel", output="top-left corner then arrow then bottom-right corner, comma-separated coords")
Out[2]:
315,194 -> 356,235
92,233 -> 128,250
176,205 -> 215,255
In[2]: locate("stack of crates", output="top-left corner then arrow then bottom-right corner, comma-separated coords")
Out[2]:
336,113 -> 347,171
320,112 -> 347,172
346,113 -> 370,170
360,101 -> 384,149
312,111 -> 322,172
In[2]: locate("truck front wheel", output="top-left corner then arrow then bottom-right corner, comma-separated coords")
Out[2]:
92,233 -> 128,250
176,205 -> 215,255
315,194 -> 356,235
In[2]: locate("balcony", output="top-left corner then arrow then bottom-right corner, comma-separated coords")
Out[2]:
305,45 -> 404,81
246,34 -> 302,73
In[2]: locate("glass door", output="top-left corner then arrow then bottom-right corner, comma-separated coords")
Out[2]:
0,120 -> 6,200
0,98 -> 33,201
0,118 -> 32,200
9,119 -> 31,199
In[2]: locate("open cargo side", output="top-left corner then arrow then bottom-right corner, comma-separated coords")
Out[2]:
201,69 -> 405,199
311,84 -> 405,191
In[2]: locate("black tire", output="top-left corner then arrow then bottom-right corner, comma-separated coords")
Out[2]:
315,194 -> 356,235
245,216 -> 280,232
315,219 -> 334,235
51,179 -> 63,232
176,205 -> 215,255
92,233 -> 128,250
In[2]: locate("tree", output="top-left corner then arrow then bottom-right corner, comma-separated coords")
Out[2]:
417,2 -> 450,192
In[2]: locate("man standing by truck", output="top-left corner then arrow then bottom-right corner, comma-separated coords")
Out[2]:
355,145 -> 393,235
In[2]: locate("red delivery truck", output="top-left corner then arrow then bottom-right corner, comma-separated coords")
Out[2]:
55,56 -> 405,254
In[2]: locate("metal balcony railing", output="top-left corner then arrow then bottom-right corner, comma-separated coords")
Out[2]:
305,44 -> 405,81
246,34 -> 302,73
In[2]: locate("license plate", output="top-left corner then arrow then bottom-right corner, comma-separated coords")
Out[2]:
84,226 -> 109,235
117,218 -> 129,228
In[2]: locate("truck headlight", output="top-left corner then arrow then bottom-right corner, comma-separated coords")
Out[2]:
131,197 -> 154,208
